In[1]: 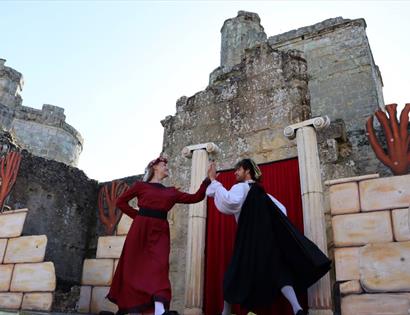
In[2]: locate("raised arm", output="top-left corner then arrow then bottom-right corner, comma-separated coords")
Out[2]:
206,180 -> 249,217
175,178 -> 211,204
116,181 -> 141,219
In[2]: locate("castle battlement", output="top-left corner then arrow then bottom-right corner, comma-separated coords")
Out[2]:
14,104 -> 84,146
268,17 -> 366,47
0,59 -> 83,166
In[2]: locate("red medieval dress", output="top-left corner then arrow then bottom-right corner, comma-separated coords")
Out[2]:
107,179 -> 210,315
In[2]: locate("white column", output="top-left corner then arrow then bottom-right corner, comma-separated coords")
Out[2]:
284,117 -> 333,315
182,143 -> 219,315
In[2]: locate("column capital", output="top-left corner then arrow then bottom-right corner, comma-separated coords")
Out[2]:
181,142 -> 220,158
284,116 -> 330,140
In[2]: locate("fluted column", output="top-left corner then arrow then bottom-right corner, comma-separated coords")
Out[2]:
182,143 -> 219,315
284,117 -> 333,315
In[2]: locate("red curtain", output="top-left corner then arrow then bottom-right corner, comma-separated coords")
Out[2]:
204,158 -> 307,315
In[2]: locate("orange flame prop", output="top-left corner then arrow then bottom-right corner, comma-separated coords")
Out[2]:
0,151 -> 22,213
366,103 -> 410,175
98,180 -> 129,235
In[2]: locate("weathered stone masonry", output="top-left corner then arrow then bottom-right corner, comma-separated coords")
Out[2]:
0,59 -> 83,166
162,40 -> 310,311
161,12 -> 390,314
6,147 -> 99,290
0,11 -> 401,314
268,17 -> 385,176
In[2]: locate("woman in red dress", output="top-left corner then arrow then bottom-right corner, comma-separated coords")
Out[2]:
107,157 -> 210,315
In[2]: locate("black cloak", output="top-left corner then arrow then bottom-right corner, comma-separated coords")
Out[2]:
223,183 -> 331,309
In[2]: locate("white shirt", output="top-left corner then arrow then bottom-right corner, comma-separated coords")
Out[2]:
206,179 -> 287,222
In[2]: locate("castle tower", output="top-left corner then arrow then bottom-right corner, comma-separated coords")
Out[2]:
220,11 -> 267,68
0,59 -> 83,166
0,58 -> 23,107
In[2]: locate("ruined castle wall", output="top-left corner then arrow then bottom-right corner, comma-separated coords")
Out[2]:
0,103 -> 14,131
220,11 -> 267,68
11,119 -> 82,166
161,44 -> 309,311
0,60 -> 83,166
268,18 -> 387,176
0,59 -> 23,108
268,18 -> 383,129
159,13 -> 397,313
6,149 -> 99,291
11,105 -> 83,166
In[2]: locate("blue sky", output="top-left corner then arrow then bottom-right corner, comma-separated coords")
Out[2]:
1,1 -> 409,181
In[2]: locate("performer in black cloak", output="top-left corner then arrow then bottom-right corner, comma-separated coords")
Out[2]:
206,159 -> 331,315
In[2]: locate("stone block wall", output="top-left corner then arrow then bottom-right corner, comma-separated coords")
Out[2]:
0,209 -> 56,311
7,149 -> 99,294
328,174 -> 410,315
268,18 -> 383,130
267,17 -> 386,177
77,214 -> 132,314
0,131 -> 136,312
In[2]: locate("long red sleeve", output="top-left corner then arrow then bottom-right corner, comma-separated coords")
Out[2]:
175,178 -> 211,204
116,181 -> 141,219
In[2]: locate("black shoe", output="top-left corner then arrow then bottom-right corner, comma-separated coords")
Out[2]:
99,312 -> 115,315
162,311 -> 180,315
296,310 -> 307,315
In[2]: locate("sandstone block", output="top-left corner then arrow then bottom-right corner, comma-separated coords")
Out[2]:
10,262 -> 56,292
334,247 -> 360,281
0,239 -> 7,263
77,286 -> 92,313
0,292 -> 23,309
360,175 -> 410,211
0,209 -> 28,238
392,208 -> 410,241
332,211 -> 393,247
96,236 -> 125,259
0,264 -> 13,291
339,280 -> 362,295
360,241 -> 410,292
329,182 -> 360,215
341,293 -> 410,315
21,292 -> 53,311
4,235 -> 47,263
324,174 -> 379,186
81,259 -> 114,286
117,214 -> 133,235
90,286 -> 118,313
114,259 -> 119,274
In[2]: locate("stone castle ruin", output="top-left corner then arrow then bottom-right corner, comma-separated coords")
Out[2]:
0,10 -> 409,315
0,58 -> 83,166
161,11 -> 407,315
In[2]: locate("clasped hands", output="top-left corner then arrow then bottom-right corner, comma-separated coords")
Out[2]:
208,161 -> 219,181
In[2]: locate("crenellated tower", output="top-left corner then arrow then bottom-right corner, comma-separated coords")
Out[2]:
0,59 -> 83,166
